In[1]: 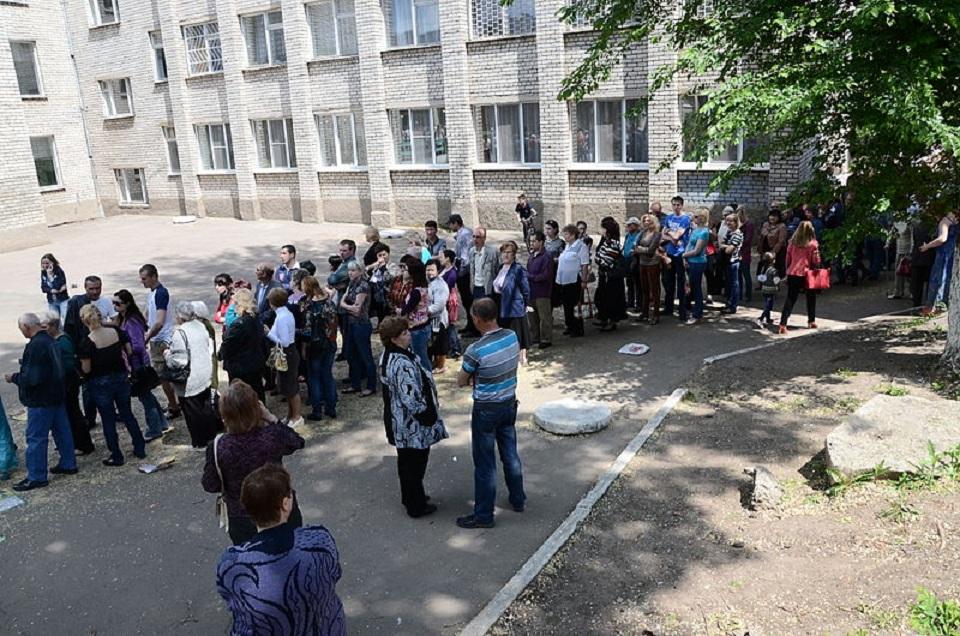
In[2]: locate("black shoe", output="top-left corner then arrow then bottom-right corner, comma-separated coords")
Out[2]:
538,342 -> 552,350
306,413 -> 324,422
133,450 -> 147,460
408,503 -> 438,518
102,457 -> 125,467
456,514 -> 495,529
13,479 -> 48,492
75,446 -> 96,456
512,502 -> 525,513
50,465 -> 78,475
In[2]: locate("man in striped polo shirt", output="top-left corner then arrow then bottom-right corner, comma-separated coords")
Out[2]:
456,298 -> 526,529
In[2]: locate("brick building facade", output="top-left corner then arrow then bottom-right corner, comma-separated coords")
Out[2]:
1,0 -> 806,252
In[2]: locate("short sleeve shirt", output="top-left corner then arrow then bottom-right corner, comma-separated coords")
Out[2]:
343,279 -> 371,325
78,327 -> 130,378
686,228 -> 710,264
663,214 -> 692,257
147,284 -> 175,343
555,240 -> 590,285
462,328 -> 519,403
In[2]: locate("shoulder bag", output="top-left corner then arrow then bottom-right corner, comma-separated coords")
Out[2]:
159,329 -> 191,384
805,267 -> 831,291
213,433 -> 229,534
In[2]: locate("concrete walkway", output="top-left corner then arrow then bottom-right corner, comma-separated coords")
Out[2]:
0,215 -> 909,635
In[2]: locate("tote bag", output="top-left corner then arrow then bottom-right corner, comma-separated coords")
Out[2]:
805,268 -> 831,291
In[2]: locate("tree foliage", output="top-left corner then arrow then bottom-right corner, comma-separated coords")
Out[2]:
557,0 -> 960,232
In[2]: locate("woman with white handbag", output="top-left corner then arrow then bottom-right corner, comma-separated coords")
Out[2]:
266,287 -> 303,428
164,301 -> 219,450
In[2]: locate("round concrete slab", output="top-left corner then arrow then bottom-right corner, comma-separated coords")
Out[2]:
535,399 -> 612,435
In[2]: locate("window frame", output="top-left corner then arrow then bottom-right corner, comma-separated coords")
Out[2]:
315,112 -> 367,168
241,10 -> 287,68
182,22 -> 223,76
88,0 -> 119,27
251,118 -> 298,170
30,136 -> 62,191
98,78 -> 134,118
161,125 -> 181,175
305,0 -> 358,58
392,107 -> 447,166
679,94 -> 768,169
479,102 -> 541,165
11,41 -> 44,98
149,31 -> 168,83
470,0 -> 536,39
194,123 -> 236,172
572,98 -> 649,166
388,0 -> 440,48
115,168 -> 148,205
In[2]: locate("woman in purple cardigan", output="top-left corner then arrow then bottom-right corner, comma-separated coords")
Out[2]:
202,380 -> 305,545
217,464 -> 345,636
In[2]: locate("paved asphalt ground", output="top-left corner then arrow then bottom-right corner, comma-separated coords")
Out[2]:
0,216 -> 907,635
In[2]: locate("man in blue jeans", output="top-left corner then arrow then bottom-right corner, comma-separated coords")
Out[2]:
662,196 -> 691,320
4,313 -> 77,492
456,298 -> 525,529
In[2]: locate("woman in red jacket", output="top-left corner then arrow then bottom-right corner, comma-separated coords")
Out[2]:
779,221 -> 821,334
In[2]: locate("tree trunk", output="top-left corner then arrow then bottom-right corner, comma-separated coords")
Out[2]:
940,241 -> 960,376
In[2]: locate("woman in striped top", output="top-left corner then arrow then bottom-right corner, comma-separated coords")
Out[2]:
594,217 -> 627,331
720,213 -> 744,314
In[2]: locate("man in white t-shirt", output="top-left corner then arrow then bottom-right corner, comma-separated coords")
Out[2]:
140,264 -> 178,421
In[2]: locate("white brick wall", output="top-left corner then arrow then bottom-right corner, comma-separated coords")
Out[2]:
0,0 -> 809,252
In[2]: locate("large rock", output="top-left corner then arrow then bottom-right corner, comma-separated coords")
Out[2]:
743,466 -> 782,510
826,394 -> 960,479
534,399 -> 612,435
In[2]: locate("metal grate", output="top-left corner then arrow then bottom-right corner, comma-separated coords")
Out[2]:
471,0 -> 535,38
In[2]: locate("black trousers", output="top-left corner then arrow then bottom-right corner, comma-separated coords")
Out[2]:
228,370 -> 265,403
560,282 -> 584,335
779,275 -> 817,326
397,447 -> 430,515
457,273 -> 477,333
911,263 -> 932,309
66,372 -> 95,453
180,389 -> 222,449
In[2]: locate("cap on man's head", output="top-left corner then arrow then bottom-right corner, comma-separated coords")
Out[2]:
625,216 -> 641,226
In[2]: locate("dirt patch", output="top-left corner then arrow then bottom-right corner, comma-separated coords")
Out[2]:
492,318 -> 960,635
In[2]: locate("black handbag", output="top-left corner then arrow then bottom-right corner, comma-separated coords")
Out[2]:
130,365 -> 160,397
159,330 -> 191,384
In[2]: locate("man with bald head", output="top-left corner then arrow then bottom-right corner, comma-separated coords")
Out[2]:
4,313 -> 77,491
462,226 -> 499,337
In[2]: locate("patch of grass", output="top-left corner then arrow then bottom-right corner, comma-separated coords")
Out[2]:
878,498 -> 920,524
832,396 -> 863,413
875,383 -> 911,396
909,588 -> 960,636
856,602 -> 901,629
844,630 -> 870,636
835,367 -> 859,378
897,443 -> 960,491
826,463 -> 893,498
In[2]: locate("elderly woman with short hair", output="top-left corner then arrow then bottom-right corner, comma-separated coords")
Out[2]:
202,380 -> 305,545
267,287 -> 302,427
219,288 -> 266,402
378,317 -> 447,518
164,301 -> 219,450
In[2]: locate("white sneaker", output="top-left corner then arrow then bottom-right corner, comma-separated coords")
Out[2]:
287,417 -> 304,428
686,318 -> 700,326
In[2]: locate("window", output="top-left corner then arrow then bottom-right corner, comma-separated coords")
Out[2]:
183,22 -> 223,75
195,124 -> 236,171
390,108 -> 447,164
316,113 -> 366,167
388,0 -> 439,47
88,0 -> 119,26
306,0 -> 358,57
150,31 -> 168,82
30,137 -> 61,189
11,41 -> 43,97
251,119 -> 297,169
241,11 -> 286,67
573,99 -> 648,163
162,126 -> 180,174
479,103 -> 540,164
471,0 -> 535,38
115,168 -> 147,204
681,95 -> 762,163
99,78 -> 133,117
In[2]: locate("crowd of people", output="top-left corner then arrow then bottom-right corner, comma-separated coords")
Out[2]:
2,192 -> 957,633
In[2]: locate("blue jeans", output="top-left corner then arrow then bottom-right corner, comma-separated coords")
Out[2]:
308,347 -> 337,417
25,405 -> 75,481
727,261 -> 741,311
47,300 -> 68,325
88,372 -> 145,462
664,257 -> 687,319
759,294 -> 775,322
688,262 -> 707,319
927,248 -> 955,307
448,325 -> 462,356
471,400 -> 525,522
410,325 -> 432,371
138,389 -> 168,437
344,321 -> 377,392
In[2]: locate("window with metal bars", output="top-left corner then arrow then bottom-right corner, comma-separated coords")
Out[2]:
316,113 -> 366,167
470,0 -> 535,38
306,0 -> 358,57
182,22 -> 223,75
